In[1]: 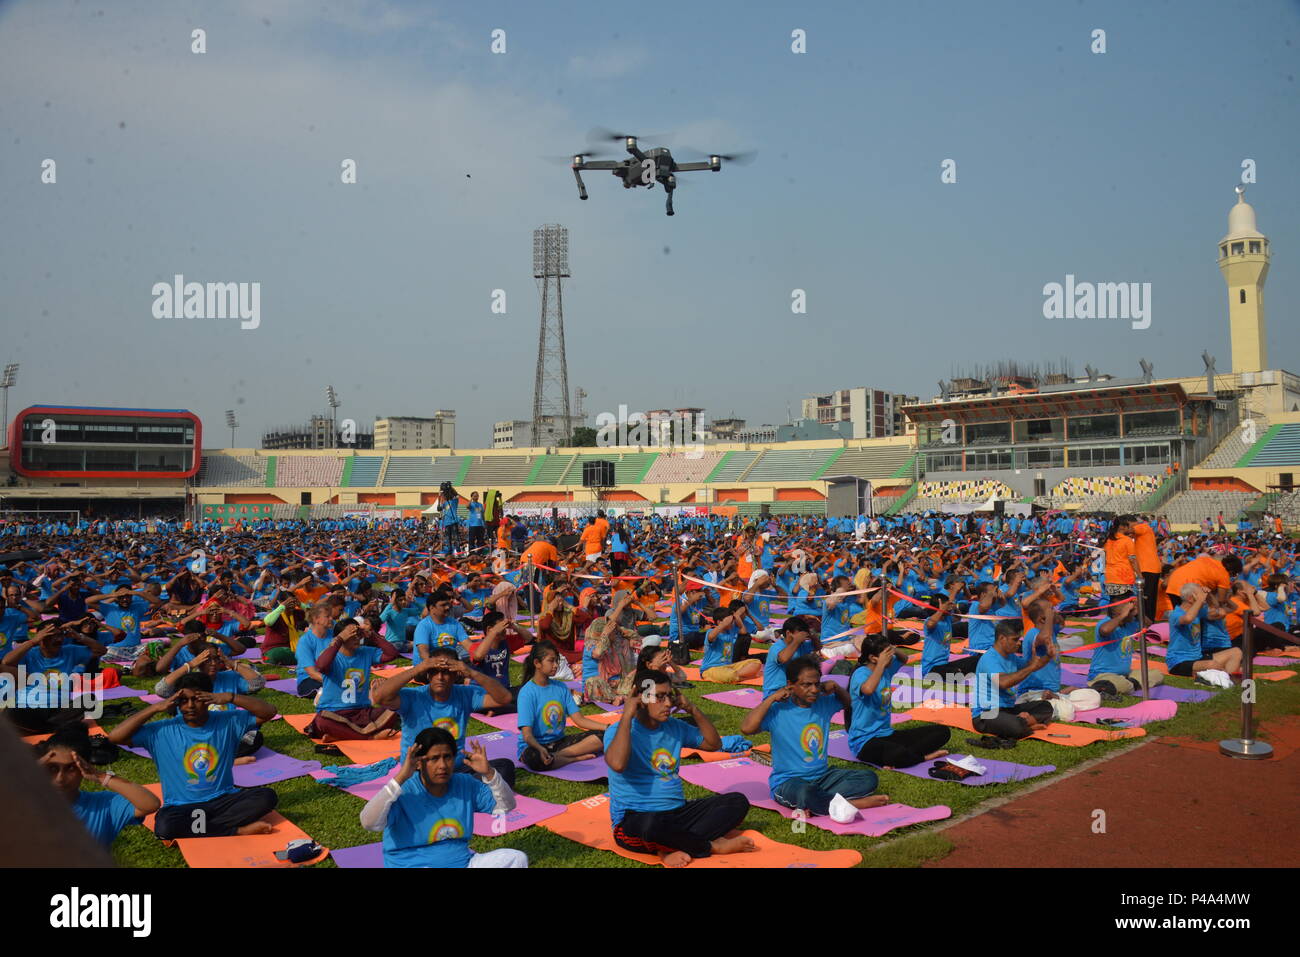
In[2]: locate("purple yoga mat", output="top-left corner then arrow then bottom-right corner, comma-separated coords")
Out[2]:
472,711 -> 519,732
527,753 -> 611,782
678,758 -> 951,837
265,677 -> 300,694
233,747 -> 323,786
1072,700 -> 1176,726
825,729 -> 1055,785
309,767 -> 391,801
94,685 -> 150,701
1057,668 -> 1216,702
332,842 -> 384,868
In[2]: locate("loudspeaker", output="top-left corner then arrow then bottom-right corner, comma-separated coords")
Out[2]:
551,507 -> 559,520
582,460 -> 616,487
993,500 -> 1005,516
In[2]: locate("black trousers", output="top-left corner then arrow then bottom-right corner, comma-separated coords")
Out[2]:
6,706 -> 89,735
929,655 -> 980,677
614,792 -> 750,859
1140,574 -> 1160,623
296,677 -> 322,698
154,786 -> 278,839
467,526 -> 486,551
1247,619 -> 1300,650
456,760 -> 517,791
856,724 -> 952,768
971,700 -> 1053,740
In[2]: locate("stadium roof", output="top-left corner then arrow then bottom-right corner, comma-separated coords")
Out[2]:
903,382 -> 1191,425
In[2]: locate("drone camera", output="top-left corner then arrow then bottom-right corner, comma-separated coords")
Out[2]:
710,155 -> 721,171
626,136 -> 637,149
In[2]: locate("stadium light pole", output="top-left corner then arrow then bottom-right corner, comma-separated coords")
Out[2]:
326,385 -> 340,450
1,363 -> 19,440
225,410 -> 238,448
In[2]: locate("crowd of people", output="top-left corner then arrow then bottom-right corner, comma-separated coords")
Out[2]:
2,500 -> 1297,866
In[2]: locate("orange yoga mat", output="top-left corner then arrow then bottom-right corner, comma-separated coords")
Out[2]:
1253,670 -> 1296,682
139,783 -> 330,868
681,746 -> 750,762
679,666 -> 763,687
539,793 -> 861,868
570,710 -> 620,728
902,703 -> 1146,746
280,712 -> 401,763
22,721 -> 106,746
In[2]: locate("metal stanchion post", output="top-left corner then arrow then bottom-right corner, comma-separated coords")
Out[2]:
1220,614 -> 1273,759
1136,578 -> 1151,702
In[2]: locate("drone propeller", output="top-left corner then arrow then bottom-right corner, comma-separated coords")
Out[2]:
588,126 -> 667,144
697,148 -> 756,166
545,150 -> 613,164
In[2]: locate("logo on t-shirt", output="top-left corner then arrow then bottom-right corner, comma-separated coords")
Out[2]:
343,668 -> 365,692
427,818 -> 464,843
541,700 -> 564,732
183,742 -> 219,783
433,717 -> 461,739
120,615 -> 137,632
799,723 -> 824,762
649,747 -> 678,779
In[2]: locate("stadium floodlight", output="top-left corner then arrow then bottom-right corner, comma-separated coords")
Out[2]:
326,385 -> 340,449
1,363 -> 18,438
225,410 -> 239,447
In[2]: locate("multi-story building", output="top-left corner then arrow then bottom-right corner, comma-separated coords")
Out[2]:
262,415 -> 374,450
374,412 -> 455,450
801,388 -> 911,439
493,415 -> 585,449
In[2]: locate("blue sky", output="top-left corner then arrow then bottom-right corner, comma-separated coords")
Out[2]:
1,0 -> 1296,445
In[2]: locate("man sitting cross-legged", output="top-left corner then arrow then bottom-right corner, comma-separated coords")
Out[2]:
742,655 -> 889,823
604,668 -> 753,868
107,671 -> 279,839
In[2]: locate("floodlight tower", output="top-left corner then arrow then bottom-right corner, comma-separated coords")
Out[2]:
326,385 -> 340,449
1,363 -> 18,440
225,410 -> 239,447
532,225 -> 572,449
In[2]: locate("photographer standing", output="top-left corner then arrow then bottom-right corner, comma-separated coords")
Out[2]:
439,482 -> 462,556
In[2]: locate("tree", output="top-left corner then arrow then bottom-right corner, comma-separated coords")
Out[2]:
569,427 -> 598,447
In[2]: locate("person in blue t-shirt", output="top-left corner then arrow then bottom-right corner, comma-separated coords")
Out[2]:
465,491 -> 487,554
847,635 -> 950,767
306,619 -> 400,740
604,668 -> 752,867
380,590 -> 420,653
361,727 -> 525,868
153,641 -> 268,756
920,592 -> 979,677
35,725 -> 160,849
969,620 -> 1053,741
516,641 -> 606,771
108,671 -> 279,839
373,646 -> 516,789
1166,584 -> 1241,681
1086,598 -> 1151,694
413,592 -> 473,662
3,619 -> 107,733
761,616 -> 817,696
700,604 -> 761,683
742,655 -> 887,820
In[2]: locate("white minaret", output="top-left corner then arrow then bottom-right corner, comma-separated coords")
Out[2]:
1217,186 -> 1270,374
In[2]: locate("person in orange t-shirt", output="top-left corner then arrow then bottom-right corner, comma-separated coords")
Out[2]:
1130,518 -> 1162,621
579,518 -> 604,563
1165,553 -> 1238,606
1102,517 -> 1139,600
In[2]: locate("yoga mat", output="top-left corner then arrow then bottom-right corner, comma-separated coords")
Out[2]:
94,684 -> 151,701
1252,656 -> 1295,667
678,758 -> 952,837
1071,700 -> 1176,727
20,721 -> 106,745
539,793 -> 862,868
280,712 -> 401,764
682,746 -> 750,762
140,784 -> 329,868
332,842 -> 384,868
1254,670 -> 1296,681
524,753 -> 611,782
232,747 -> 323,787
824,729 -> 1056,785
308,767 -> 390,802
903,703 -> 1146,746
473,709 -> 619,734
701,687 -> 848,725
679,666 -> 762,686
265,678 -> 300,694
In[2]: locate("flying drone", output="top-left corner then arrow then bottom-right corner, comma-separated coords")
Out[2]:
569,128 -> 752,216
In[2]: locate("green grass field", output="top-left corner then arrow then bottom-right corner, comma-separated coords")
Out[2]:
93,626 -> 1299,868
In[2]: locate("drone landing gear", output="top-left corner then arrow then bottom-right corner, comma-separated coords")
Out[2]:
665,188 -> 675,216
572,167 -> 588,200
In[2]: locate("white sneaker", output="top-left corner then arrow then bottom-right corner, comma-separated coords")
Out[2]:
827,793 -> 859,824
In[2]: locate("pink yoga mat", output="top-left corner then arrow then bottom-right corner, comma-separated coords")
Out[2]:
678,758 -> 951,837
1071,700 -> 1176,726
825,729 -> 1056,785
